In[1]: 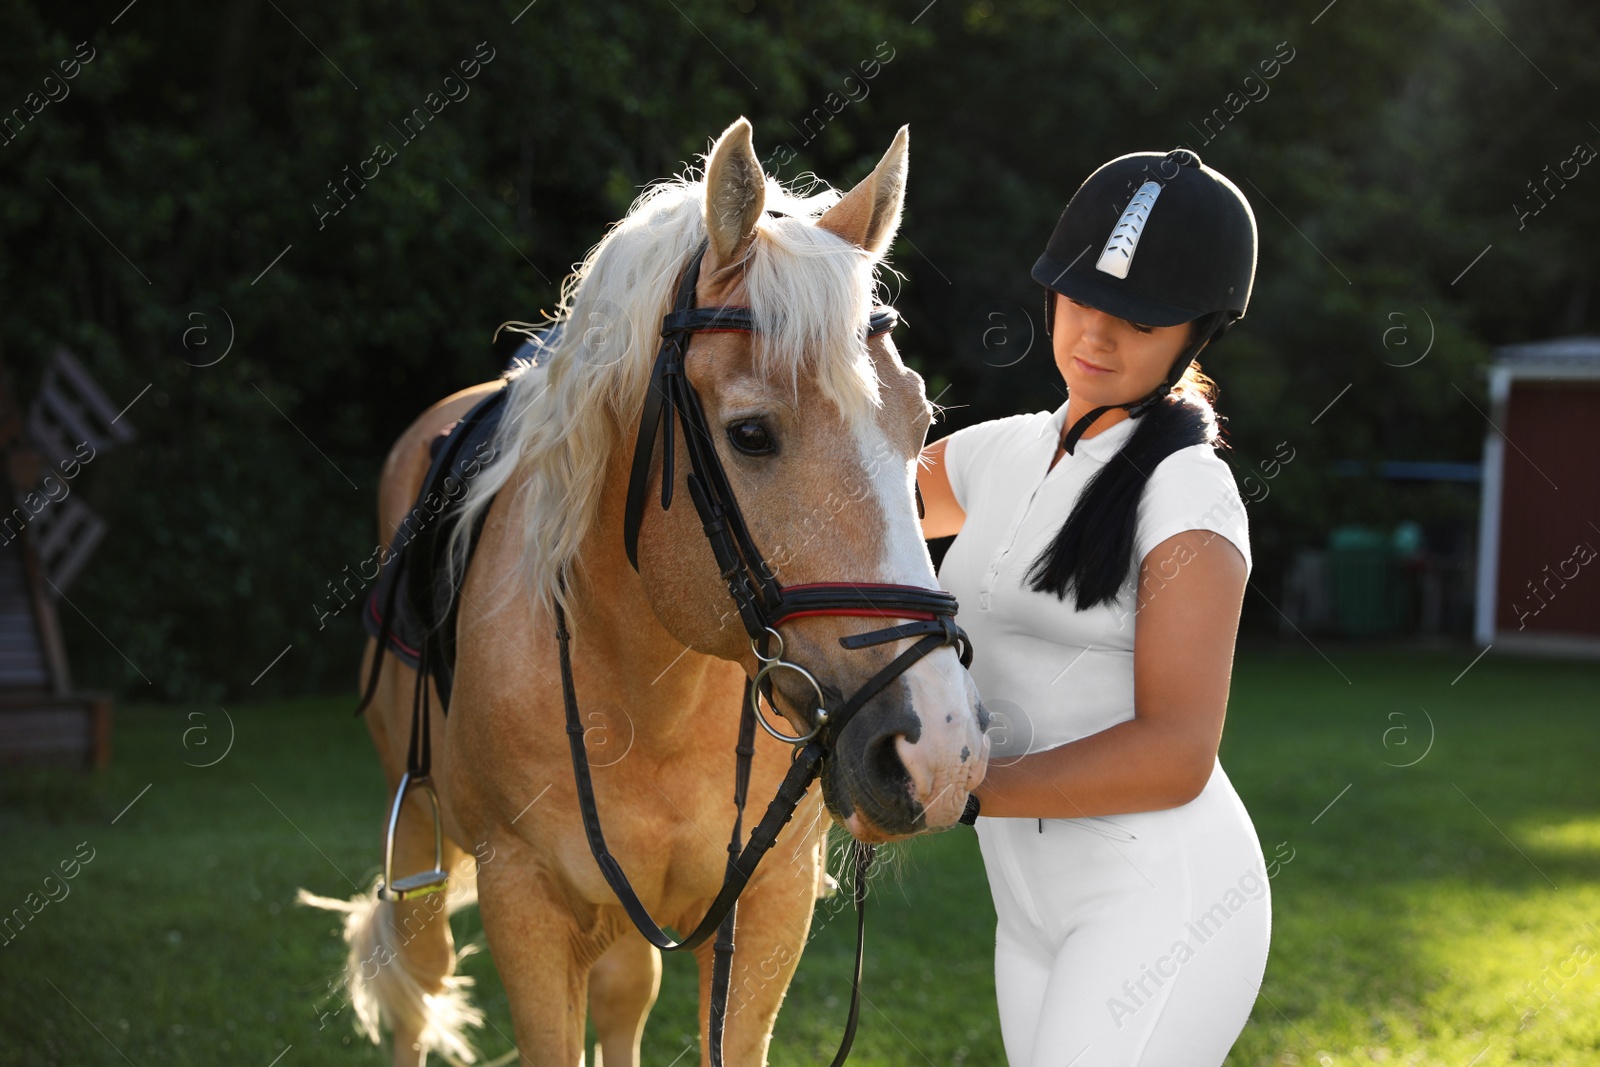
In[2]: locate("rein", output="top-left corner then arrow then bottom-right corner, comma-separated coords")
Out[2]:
563,239 -> 972,1065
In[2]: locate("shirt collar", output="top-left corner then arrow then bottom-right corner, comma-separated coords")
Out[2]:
1045,398 -> 1139,462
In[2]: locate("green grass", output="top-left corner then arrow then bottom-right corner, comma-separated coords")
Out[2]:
1,647 -> 1596,1066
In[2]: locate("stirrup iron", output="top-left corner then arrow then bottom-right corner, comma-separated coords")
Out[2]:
377,771 -> 450,901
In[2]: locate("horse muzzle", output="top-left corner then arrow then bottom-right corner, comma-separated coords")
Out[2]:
807,663 -> 989,840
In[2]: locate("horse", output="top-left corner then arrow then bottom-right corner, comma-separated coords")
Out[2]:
300,117 -> 990,1067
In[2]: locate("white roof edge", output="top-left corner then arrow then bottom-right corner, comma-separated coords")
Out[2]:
1494,363 -> 1600,381
1492,335 -> 1600,363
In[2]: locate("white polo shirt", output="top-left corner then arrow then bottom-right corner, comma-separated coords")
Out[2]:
936,399 -> 1251,759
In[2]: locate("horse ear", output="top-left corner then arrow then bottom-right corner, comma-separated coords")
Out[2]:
703,117 -> 766,272
817,125 -> 908,256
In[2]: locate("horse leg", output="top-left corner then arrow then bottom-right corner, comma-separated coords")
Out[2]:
301,802 -> 479,1065
380,798 -> 478,1067
476,848 -> 590,1066
692,813 -> 826,1067
588,931 -> 661,1067
299,645 -> 484,1066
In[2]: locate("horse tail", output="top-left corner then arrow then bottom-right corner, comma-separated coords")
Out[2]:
297,862 -> 483,1065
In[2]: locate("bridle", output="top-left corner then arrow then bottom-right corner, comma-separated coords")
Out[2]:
553,237 -> 974,1065
619,240 -> 972,739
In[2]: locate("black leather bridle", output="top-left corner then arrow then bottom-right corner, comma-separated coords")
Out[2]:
553,238 -> 974,1065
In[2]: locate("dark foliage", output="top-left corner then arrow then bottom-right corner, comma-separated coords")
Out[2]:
1,1 -> 1593,699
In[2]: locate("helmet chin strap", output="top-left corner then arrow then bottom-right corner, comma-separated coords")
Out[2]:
1057,312 -> 1230,455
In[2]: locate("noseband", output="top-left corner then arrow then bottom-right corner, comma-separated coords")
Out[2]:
550,238 -> 974,1066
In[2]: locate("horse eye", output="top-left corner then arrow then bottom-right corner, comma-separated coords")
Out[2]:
727,419 -> 775,456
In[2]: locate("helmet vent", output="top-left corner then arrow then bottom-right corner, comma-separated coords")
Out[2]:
1094,181 -> 1162,280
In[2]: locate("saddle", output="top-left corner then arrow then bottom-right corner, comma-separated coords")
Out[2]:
359,328 -> 559,714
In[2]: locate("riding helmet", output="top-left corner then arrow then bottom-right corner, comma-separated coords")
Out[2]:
1032,148 -> 1257,451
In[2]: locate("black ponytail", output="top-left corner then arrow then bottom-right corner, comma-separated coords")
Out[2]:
1023,374 -> 1222,611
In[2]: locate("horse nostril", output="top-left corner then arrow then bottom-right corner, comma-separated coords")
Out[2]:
866,730 -> 911,797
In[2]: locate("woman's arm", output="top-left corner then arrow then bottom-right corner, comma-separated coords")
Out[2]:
970,528 -> 1248,818
917,437 -> 967,539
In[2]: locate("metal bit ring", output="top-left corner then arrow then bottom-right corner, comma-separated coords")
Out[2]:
749,658 -> 829,745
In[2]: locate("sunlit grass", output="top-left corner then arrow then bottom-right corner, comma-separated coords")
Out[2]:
0,647 -> 1594,1065
1524,816 -> 1600,858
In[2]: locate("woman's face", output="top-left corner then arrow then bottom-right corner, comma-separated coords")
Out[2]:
1051,292 -> 1194,408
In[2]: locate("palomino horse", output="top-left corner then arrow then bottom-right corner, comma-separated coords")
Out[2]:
302,118 -> 989,1067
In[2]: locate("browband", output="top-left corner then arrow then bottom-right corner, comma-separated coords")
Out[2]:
661,305 -> 899,339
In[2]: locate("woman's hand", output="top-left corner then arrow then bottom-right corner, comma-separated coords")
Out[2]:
971,528 -> 1248,818
917,437 -> 966,539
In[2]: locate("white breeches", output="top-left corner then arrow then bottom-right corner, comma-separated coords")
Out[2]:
976,761 -> 1271,1067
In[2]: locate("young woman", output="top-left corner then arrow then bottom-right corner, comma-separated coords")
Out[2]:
919,149 -> 1270,1066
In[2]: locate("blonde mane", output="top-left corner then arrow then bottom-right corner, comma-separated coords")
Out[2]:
445,169 -> 894,621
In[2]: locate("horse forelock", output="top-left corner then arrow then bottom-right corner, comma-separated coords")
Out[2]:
445,170 -> 894,621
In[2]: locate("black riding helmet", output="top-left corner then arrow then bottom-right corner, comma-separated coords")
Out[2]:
1033,148 -> 1257,453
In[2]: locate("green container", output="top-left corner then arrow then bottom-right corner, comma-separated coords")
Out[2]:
1327,525 -> 1408,636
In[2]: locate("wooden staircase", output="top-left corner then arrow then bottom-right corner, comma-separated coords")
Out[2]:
0,350 -> 122,768
0,532 -> 111,768
0,535 -> 50,689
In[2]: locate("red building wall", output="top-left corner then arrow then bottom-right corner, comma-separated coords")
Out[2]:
1494,382 -> 1600,636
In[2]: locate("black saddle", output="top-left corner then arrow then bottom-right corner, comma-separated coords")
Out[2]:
359,330 -> 558,713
